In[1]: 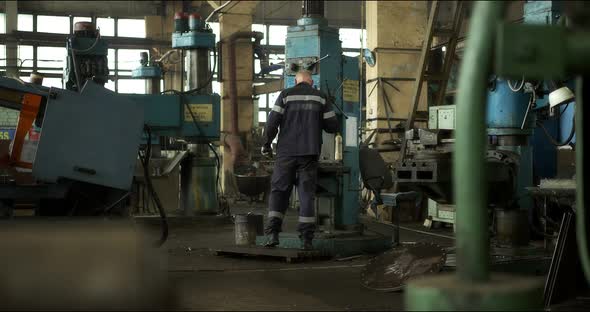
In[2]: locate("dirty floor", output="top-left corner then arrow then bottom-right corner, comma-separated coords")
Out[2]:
137,204 -> 454,311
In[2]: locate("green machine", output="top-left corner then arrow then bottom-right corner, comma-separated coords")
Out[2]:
405,1 -> 590,310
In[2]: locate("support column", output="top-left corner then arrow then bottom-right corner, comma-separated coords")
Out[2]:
5,0 -> 18,78
219,1 -> 257,196
145,0 -> 184,92
365,1 -> 428,164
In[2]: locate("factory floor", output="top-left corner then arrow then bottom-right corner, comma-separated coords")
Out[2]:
139,203 -> 454,311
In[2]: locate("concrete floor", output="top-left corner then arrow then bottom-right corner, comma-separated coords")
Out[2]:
139,204 -> 454,311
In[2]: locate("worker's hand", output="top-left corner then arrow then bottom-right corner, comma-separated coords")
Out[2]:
261,144 -> 273,158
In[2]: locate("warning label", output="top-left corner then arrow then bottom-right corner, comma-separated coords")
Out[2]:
343,79 -> 359,103
184,104 -> 213,122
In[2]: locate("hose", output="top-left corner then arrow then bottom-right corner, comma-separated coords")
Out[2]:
507,77 -> 525,92
139,125 -> 169,247
535,112 -> 575,146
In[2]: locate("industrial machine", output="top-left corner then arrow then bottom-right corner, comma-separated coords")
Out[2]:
131,12 -> 222,217
404,1 -> 589,310
0,16 -> 222,241
393,0 -> 577,249
64,21 -> 109,91
253,0 -> 390,257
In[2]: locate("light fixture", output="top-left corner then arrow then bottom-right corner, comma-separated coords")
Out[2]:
549,86 -> 575,116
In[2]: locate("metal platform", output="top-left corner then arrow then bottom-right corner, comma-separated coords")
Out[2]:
214,245 -> 326,263
254,231 -> 392,258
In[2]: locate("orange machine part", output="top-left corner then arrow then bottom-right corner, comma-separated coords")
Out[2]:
10,93 -> 43,169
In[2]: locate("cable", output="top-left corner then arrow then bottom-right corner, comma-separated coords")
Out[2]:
71,31 -> 101,54
139,125 -> 169,247
536,113 -> 576,146
103,192 -> 131,214
507,77 -> 525,92
205,0 -> 234,22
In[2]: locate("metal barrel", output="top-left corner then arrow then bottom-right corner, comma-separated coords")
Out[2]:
234,213 -> 263,245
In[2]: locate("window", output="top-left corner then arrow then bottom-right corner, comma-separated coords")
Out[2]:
108,49 -> 116,74
117,79 -> 146,94
268,54 -> 284,75
18,45 -> 34,67
37,46 -> 66,68
18,14 -> 33,32
343,52 -> 360,57
212,81 -> 221,94
0,45 -> 6,67
268,91 -> 281,107
37,15 -> 70,34
117,49 -> 148,70
117,19 -> 145,38
105,79 -> 115,91
258,111 -> 267,123
339,28 -> 367,49
268,25 -> 288,46
254,59 -> 261,75
0,13 -> 6,34
209,22 -> 220,41
252,24 -> 267,45
41,77 -> 63,89
97,17 -> 115,36
258,93 -> 267,108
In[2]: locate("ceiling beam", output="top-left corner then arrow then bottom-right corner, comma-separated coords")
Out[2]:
207,0 -> 220,10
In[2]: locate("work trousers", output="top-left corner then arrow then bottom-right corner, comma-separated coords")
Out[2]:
265,155 -> 318,240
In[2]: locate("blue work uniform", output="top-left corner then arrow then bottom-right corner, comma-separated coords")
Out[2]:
263,82 -> 339,240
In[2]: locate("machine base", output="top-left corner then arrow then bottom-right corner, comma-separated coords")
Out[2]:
254,231 -> 392,258
405,273 -> 544,311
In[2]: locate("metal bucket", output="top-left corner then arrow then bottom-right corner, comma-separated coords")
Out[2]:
234,213 -> 264,246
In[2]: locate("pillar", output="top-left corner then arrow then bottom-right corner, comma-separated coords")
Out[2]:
365,1 -> 428,164
219,1 -> 257,195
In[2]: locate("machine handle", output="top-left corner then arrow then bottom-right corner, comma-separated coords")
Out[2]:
73,166 -> 97,175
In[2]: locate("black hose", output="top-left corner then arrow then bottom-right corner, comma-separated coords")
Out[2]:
139,125 -> 169,247
536,112 -> 576,146
208,142 -> 222,197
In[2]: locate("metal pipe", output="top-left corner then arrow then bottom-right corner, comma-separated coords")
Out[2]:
205,0 -> 233,23
453,1 -> 505,282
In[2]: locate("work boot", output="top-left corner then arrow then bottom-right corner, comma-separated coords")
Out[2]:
301,239 -> 313,251
264,232 -> 279,248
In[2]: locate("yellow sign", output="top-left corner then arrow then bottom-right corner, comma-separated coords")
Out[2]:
343,79 -> 359,102
184,104 -> 213,122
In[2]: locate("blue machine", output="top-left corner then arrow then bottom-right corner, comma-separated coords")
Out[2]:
487,78 -> 535,211
254,0 -> 390,256
129,12 -> 221,216
523,0 -> 576,179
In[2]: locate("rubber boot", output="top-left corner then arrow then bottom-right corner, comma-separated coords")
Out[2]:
264,232 -> 279,248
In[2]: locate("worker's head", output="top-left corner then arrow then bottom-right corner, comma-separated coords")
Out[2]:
295,70 -> 313,86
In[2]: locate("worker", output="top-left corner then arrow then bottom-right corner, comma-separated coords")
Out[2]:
261,69 -> 339,250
